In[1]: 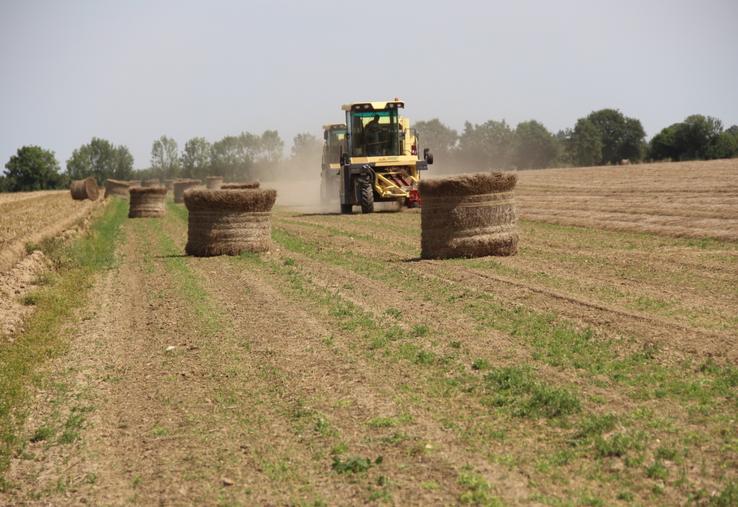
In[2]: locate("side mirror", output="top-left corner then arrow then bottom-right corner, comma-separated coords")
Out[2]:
424,148 -> 434,165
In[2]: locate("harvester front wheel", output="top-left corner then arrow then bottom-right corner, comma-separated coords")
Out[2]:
358,176 -> 374,214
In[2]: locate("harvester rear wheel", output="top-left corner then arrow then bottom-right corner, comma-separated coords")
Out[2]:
358,176 -> 374,214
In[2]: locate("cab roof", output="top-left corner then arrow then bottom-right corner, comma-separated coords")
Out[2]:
322,123 -> 346,131
341,99 -> 405,112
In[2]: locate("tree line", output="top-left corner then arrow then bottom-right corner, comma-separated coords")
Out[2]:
2,109 -> 737,192
415,110 -> 738,171
0,131 -> 323,192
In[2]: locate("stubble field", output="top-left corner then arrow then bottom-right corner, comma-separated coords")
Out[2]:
1,159 -> 737,506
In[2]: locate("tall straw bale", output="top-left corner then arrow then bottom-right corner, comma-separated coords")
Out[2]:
142,178 -> 161,188
174,179 -> 202,203
221,182 -> 260,189
128,187 -> 167,218
206,176 -> 224,189
104,179 -> 130,198
419,172 -> 518,259
184,188 -> 276,256
128,180 -> 141,188
70,177 -> 99,201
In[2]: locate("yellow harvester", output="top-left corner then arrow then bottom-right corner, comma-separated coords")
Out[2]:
320,99 -> 433,213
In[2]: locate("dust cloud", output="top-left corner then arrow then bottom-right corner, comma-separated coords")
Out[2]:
261,152 -> 332,213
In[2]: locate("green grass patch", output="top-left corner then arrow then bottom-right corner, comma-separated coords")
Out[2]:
367,414 -> 412,429
458,468 -> 503,506
483,366 -> 581,419
0,199 -> 126,474
331,455 -> 381,474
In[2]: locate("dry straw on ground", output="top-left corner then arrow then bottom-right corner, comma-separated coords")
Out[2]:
104,179 -> 130,198
128,187 -> 167,218
206,176 -> 224,189
221,182 -> 260,189
142,179 -> 161,188
173,179 -> 202,203
419,172 -> 518,259
184,188 -> 276,256
70,177 -> 99,201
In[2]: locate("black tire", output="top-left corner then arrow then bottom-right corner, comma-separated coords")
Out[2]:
358,175 -> 374,214
340,203 -> 352,214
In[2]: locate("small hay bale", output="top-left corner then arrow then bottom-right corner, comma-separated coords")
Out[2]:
184,188 -> 276,256
173,179 -> 202,203
128,187 -> 167,218
70,177 -> 99,201
419,172 -> 518,259
104,179 -> 130,198
206,176 -> 224,189
221,181 -> 260,189
142,178 -> 161,188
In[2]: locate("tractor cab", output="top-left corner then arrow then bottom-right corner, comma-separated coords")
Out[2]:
320,124 -> 347,203
322,124 -> 347,171
332,99 -> 433,214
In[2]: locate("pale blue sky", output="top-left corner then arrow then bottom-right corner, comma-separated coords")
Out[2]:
1,0 -> 737,169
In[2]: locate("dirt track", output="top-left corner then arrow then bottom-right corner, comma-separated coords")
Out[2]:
3,186 -> 737,504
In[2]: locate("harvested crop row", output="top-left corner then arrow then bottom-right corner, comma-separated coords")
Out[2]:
0,191 -> 100,273
515,158 -> 738,240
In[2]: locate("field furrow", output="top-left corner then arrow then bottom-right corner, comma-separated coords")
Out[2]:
2,159 -> 737,506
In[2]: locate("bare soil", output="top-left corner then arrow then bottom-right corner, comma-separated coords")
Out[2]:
2,161 -> 737,505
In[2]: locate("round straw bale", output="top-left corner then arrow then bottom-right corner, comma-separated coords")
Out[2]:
184,188 -> 276,256
206,176 -> 224,189
70,177 -> 99,201
104,179 -> 130,198
419,172 -> 518,259
128,187 -> 167,218
221,181 -> 260,189
173,179 -> 202,203
142,178 -> 161,188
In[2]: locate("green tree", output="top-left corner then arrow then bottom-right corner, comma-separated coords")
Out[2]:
512,120 -> 559,169
676,114 -> 723,160
648,124 -> 679,160
181,137 -> 212,179
151,135 -> 180,178
3,145 -> 65,191
259,130 -> 284,164
66,138 -> 134,183
413,118 -> 458,162
457,120 -> 514,170
569,118 -> 603,166
582,109 -> 645,164
210,134 -> 256,180
706,131 -> 738,159
648,115 -> 731,161
290,133 -> 322,161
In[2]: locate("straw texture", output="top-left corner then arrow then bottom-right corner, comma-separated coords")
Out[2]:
128,187 -> 167,218
419,172 -> 518,259
70,177 -> 99,201
184,189 -> 276,256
